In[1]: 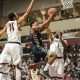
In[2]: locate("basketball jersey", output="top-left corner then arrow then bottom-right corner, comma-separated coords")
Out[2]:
31,69 -> 40,80
52,38 -> 64,57
30,31 -> 42,46
6,20 -> 21,43
30,31 -> 48,53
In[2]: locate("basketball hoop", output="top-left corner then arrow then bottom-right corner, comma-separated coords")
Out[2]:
60,0 -> 74,10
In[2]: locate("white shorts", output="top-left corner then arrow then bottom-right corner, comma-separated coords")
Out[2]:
49,59 -> 64,80
1,43 -> 23,66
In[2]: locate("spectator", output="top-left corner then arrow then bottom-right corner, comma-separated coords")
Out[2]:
68,14 -> 73,19
75,61 -> 80,79
22,60 -> 27,67
64,59 -> 69,67
77,49 -> 80,58
40,57 -> 43,62
66,56 -> 71,64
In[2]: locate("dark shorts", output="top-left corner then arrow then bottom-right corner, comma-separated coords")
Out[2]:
32,45 -> 47,63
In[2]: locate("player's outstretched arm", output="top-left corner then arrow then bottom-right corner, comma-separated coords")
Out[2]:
59,33 -> 67,49
40,7 -> 49,32
39,9 -> 57,30
40,7 -> 54,43
33,10 -> 57,31
46,28 -> 55,44
40,7 -> 46,22
18,0 -> 35,24
0,27 -> 6,37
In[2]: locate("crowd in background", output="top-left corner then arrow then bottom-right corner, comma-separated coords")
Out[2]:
0,38 -> 80,80
20,43 -> 80,80
21,56 -> 46,80
64,44 -> 80,80
0,43 -> 80,80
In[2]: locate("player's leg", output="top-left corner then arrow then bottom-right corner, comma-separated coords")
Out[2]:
28,62 -> 40,69
15,66 -> 21,80
0,74 -> 3,80
48,61 -> 56,80
15,52 -> 22,80
44,51 -> 57,71
56,59 -> 64,80
28,54 -> 42,69
40,44 -> 57,78
0,49 -> 11,69
0,55 -> 11,80
28,46 -> 46,69
44,43 -> 57,71
9,44 -> 22,80
0,55 -> 5,69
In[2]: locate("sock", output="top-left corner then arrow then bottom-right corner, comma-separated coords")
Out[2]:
16,67 -> 21,80
44,63 -> 50,71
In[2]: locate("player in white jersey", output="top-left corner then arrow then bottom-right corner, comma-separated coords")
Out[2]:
0,54 -> 11,80
31,69 -> 40,80
47,30 -> 67,80
0,0 -> 35,80
27,69 -> 44,80
39,8 -> 67,79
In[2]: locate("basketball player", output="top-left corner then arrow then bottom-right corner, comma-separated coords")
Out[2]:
27,69 -> 45,80
48,30 -> 67,80
28,8 -> 57,70
0,0 -> 35,80
39,8 -> 67,79
31,69 -> 41,80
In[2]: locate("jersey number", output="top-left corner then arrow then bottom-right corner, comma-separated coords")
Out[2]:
9,23 -> 14,31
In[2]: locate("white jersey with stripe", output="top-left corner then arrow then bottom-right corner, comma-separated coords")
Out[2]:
51,38 -> 64,57
6,20 -> 21,43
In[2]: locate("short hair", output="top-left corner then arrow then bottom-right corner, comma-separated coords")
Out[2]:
30,20 -> 38,28
56,30 -> 62,36
8,12 -> 15,21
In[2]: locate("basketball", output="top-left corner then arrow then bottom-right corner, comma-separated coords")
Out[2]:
48,8 -> 57,15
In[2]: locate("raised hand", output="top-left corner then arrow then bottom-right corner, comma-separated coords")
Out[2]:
40,7 -> 47,16
58,32 -> 62,40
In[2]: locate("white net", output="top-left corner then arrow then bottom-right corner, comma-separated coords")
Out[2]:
60,0 -> 74,10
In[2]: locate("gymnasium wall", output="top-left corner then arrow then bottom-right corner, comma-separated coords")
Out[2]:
75,6 -> 80,17
3,0 -> 61,16
3,0 -> 80,16
0,0 -> 3,17
0,38 -> 80,47
21,18 -> 80,35
0,18 -> 80,38
22,38 -> 80,48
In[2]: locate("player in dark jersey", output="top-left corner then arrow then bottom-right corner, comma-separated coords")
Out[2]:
28,8 -> 57,71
